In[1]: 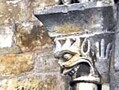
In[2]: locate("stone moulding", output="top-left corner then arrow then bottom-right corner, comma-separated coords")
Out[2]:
34,2 -> 115,36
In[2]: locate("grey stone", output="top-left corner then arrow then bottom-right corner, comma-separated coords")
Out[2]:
114,33 -> 119,70
34,2 -> 115,34
33,49 -> 60,73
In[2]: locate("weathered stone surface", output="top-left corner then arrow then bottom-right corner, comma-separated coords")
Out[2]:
0,45 -> 21,55
6,0 -> 28,22
0,1 -> 10,25
114,33 -> 119,70
35,3 -> 115,35
110,71 -> 119,90
0,1 -> 18,24
0,25 -> 14,48
0,74 -> 70,90
0,53 -> 34,76
110,33 -> 119,90
0,24 -> 21,55
0,0 -> 34,24
0,0 -> 61,24
16,22 -> 52,52
0,0 -> 116,90
54,23 -> 83,34
0,0 -> 55,25
32,0 -> 59,9
34,49 -> 60,73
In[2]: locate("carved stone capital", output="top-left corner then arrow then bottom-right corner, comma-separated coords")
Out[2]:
53,32 -> 114,84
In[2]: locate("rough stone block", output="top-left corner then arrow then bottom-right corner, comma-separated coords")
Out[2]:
34,49 -> 60,73
16,22 -> 52,52
32,0 -> 60,9
0,0 -> 61,24
0,25 -> 21,55
0,1 -> 10,25
0,74 -> 70,90
0,53 -> 34,76
0,45 -> 21,55
0,25 -> 14,48
6,0 -> 27,22
0,0 -> 34,24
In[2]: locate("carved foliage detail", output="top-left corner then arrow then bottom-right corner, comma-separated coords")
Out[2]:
95,39 -> 112,60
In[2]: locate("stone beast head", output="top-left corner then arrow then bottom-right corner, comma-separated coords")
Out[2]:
53,32 -> 114,84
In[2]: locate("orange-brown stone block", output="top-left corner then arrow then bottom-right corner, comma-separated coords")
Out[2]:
0,53 -> 34,76
16,22 -> 52,52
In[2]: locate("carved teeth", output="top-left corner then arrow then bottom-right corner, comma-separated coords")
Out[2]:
68,68 -> 75,76
61,67 -> 76,76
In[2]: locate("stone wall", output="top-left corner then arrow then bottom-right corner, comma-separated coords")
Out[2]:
0,0 -> 118,90
0,0 -> 70,90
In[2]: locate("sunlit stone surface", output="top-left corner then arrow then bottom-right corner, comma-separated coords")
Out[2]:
0,53 -> 34,76
0,25 -> 14,48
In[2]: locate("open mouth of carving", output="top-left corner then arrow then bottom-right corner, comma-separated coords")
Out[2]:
60,58 -> 94,76
61,61 -> 101,84
76,62 -> 90,77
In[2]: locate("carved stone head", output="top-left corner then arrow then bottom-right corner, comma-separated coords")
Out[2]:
53,32 -> 114,84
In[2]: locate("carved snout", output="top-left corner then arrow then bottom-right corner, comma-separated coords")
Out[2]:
57,53 -> 96,75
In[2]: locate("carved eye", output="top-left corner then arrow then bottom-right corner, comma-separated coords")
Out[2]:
63,53 -> 73,61
62,0 -> 72,4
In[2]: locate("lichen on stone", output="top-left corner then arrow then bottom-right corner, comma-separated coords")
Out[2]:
54,23 -> 83,34
16,22 -> 52,52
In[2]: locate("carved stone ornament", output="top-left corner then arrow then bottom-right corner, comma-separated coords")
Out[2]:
34,0 -> 116,90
